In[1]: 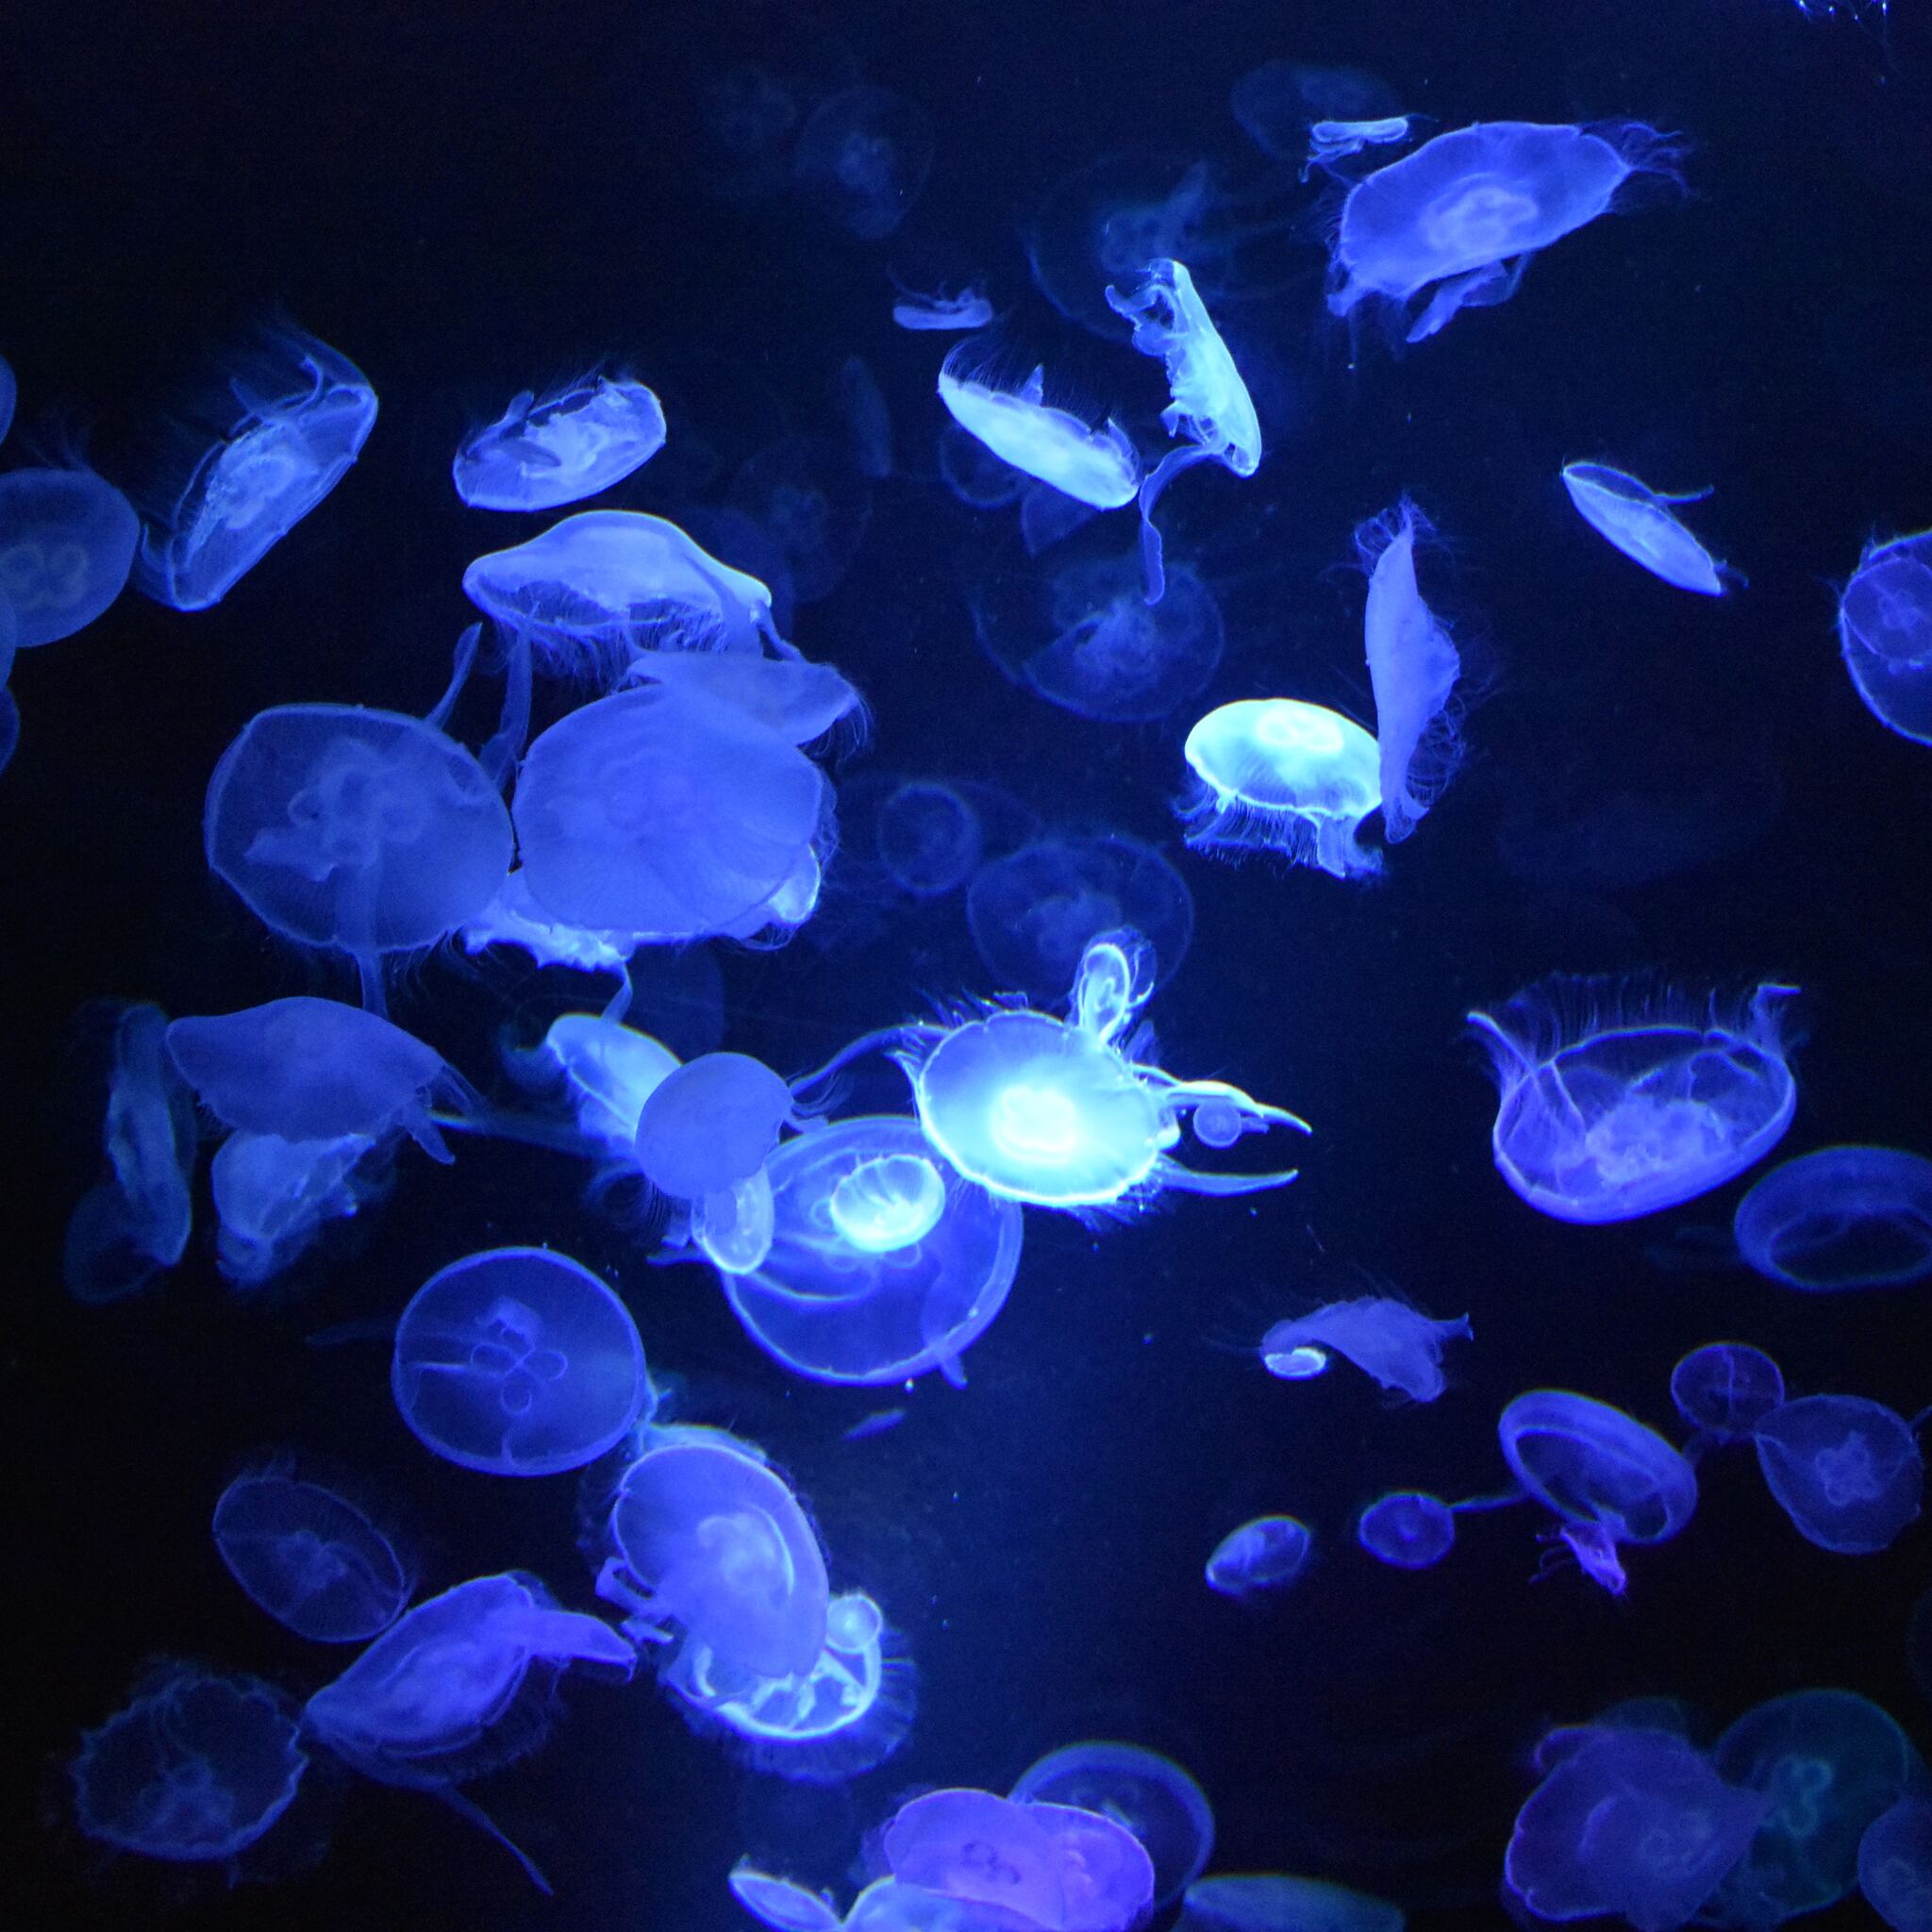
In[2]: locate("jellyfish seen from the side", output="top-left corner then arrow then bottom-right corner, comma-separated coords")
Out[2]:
454,374 -> 666,511
937,349 -> 1141,510
1178,1873 -> 1405,1932
792,85 -> 935,240
0,466 -> 140,647
622,640 -> 865,749
729,1862 -> 843,1932
891,279 -> 994,332
1839,530 -> 1932,745
1668,1342 -> 1786,1441
1860,1797 -> 1932,1932
1561,463 -> 1734,597
1228,57 -> 1404,161
1357,1491 -> 1459,1570
1752,1394 -> 1924,1555
1306,116 -> 1416,176
512,1011 -> 681,1158
1205,1515 -> 1313,1599
1261,1296 -> 1472,1401
1734,1145 -> 1932,1291
209,1130 -> 379,1287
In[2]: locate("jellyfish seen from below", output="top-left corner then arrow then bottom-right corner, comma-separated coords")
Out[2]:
729,436 -> 873,603
876,779 -> 984,896
1752,1395 -> 1924,1555
1205,1515 -> 1313,1599
210,1130 -> 377,1287
132,325 -> 377,608
1468,975 -> 1800,1224
70,1664 -> 308,1863
1561,464 -> 1732,597
1839,531 -> 1932,744
892,280 -> 995,332
391,1246 -> 650,1477
1178,1873 -> 1405,1932
730,1862 -> 843,1932
939,350 -> 1141,510
792,85 -> 934,240
1734,1145 -> 1932,1291
1180,697 -> 1383,877
453,375 -> 666,511
1262,1296 -> 1470,1401
1506,1724 -> 1770,1932
1668,1343 -> 1786,1441
0,466 -> 140,646
213,1466 -> 412,1642
1357,1491 -> 1458,1570
1860,1797 -> 1932,1932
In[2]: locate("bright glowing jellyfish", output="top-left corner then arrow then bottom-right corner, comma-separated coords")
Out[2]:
516,1011 -> 680,1157
1562,463 -> 1733,596
1752,1395 -> 1923,1554
1205,1514 -> 1312,1598
1669,1342 -> 1785,1440
1307,116 -> 1416,177
454,374 -> 665,511
0,466 -> 140,646
1839,531 -> 1932,744
1261,1296 -> 1471,1401
633,1050 -> 796,1200
938,349 -> 1141,510
1357,1491 -> 1457,1570
1735,1145 -> 1932,1291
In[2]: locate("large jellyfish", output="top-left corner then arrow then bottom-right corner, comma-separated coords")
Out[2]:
938,349 -> 1141,509
1734,1145 -> 1932,1291
1668,1342 -> 1786,1441
453,374 -> 666,511
1561,463 -> 1733,597
1178,1873 -> 1403,1932
1468,975 -> 1800,1224
1751,1394 -> 1923,1554
132,325 -> 377,608
791,85 -> 934,240
1205,1515 -> 1313,1598
1839,531 -> 1932,744
0,466 -> 140,646
1260,1296 -> 1471,1401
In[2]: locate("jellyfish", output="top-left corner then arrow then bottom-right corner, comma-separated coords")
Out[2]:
1860,1798 -> 1932,1932
623,638 -> 865,748
70,1663 -> 308,1863
0,350 -> 13,442
1468,975 -> 1800,1224
1306,117 -> 1416,177
1751,1395 -> 1924,1554
834,354 -> 893,483
1023,480 -> 1103,557
730,1862 -> 843,1932
728,437 -> 873,604
458,868 -> 642,1002
1261,1297 -> 1471,1402
1178,1873 -> 1404,1932
1010,1741 -> 1215,1912
1205,1515 -> 1313,1598
940,420 -> 1027,508
0,466 -> 140,646
1561,464 -> 1734,597
1505,1725 -> 1771,1932
792,85 -> 934,240
1839,530 -> 1932,744
1358,500 -> 1462,841
938,350 -> 1141,510
1734,1145 -> 1932,1291
209,1130 -> 378,1286
453,374 -> 666,511
892,280 -> 995,332
1179,697 -> 1383,877
1228,57 -> 1404,162
1356,1491 -> 1458,1570
517,1011 -> 680,1157
213,1464 -> 412,1642
1499,1390 -> 1698,1595
1668,1343 -> 1786,1441
690,59 -> 808,203
633,1050 -> 797,1202
876,779 -> 984,897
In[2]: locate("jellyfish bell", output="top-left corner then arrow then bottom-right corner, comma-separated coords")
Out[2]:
1839,530 -> 1932,745
453,374 -> 666,512
937,347 -> 1141,511
1669,1342 -> 1786,1441
1562,462 -> 1735,597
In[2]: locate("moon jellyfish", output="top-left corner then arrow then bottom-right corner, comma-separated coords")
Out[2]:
454,375 -> 666,511
892,280 -> 994,332
1179,1873 -> 1404,1932
391,1246 -> 650,1476
728,437 -> 873,604
1179,697 -> 1383,877
1499,1390 -> 1698,1595
624,633 -> 864,750
940,419 -> 1027,508
1262,1296 -> 1471,1402
1229,57 -> 1403,160
876,779 -> 984,897
1668,1343 -> 1786,1441
632,1051 -> 795,1200
70,1664 -> 308,1863
1307,117 -> 1416,177
459,869 -> 641,993
1357,1491 -> 1457,1570
1562,464 -> 1732,597
1506,1725 -> 1770,1932
792,85 -> 934,240
210,1130 -> 376,1286
132,325 -> 377,608
1205,1515 -> 1313,1599
1752,1395 -> 1924,1555
212,1465 -> 411,1642
730,1862 -> 843,1932
1861,1798 -> 1932,1932
1327,122 -> 1677,341
938,350 -> 1141,510
1358,500 -> 1462,841
1734,1145 -> 1932,1291
0,466 -> 140,646
1468,976 -> 1801,1224
521,1012 -> 679,1156
1839,531 -> 1932,744
1010,1742 -> 1214,1911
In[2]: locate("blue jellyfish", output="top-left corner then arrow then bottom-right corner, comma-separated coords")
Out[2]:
622,633 -> 865,749
0,350 -> 13,442
1468,976 -> 1800,1224
1305,116 -> 1416,177
1734,1145 -> 1932,1291
1711,1690 -> 1929,1926
1358,500 -> 1463,841
1261,1296 -> 1471,1401
1327,122 -> 1678,342
1668,1342 -> 1786,1440
892,279 -> 994,332
1752,1394 -> 1924,1554
1205,1515 -> 1313,1598
209,1130 -> 378,1286
1179,697 -> 1383,877
1357,1491 -> 1458,1570
391,1246 -> 650,1476
1179,1873 -> 1404,1932
132,325 -> 377,608
728,436 -> 873,603
1023,479 -> 1103,557
940,419 -> 1027,508
1839,530 -> 1932,745
0,685 -> 15,780
1010,1741 -> 1215,1911
834,355 -> 893,485
1860,1798 -> 1932,1932
730,1862 -> 843,1932
516,1011 -> 680,1158
875,779 -> 984,897
792,85 -> 934,240
1506,1725 -> 1770,1932
1228,57 -> 1404,162
1562,463 -> 1734,597
71,1663 -> 308,1863
939,350 -> 1141,510
1499,1390 -> 1698,1594
0,466 -> 140,646
967,833 -> 1193,1002
633,1050 -> 796,1201
213,1464 -> 412,1641
689,58 -> 808,203
459,868 -> 641,1000
453,374 -> 666,511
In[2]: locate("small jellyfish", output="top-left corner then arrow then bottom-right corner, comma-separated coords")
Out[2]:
623,643 -> 864,748
730,1862 -> 843,1932
1205,1515 -> 1313,1598
1468,976 -> 1800,1224
1306,117 -> 1417,177
454,374 -> 666,511
1860,1798 -> 1932,1932
1229,57 -> 1404,161
0,466 -> 140,646
1357,1491 -> 1457,1570
875,779 -> 984,897
728,436 -> 873,604
1839,531 -> 1932,745
1179,697 -> 1383,877
792,85 -> 935,240
1752,1394 -> 1924,1555
209,1130 -> 375,1286
1262,1296 -> 1471,1402
1734,1145 -> 1932,1291
521,1012 -> 680,1156
938,349 -> 1141,510
891,280 -> 994,332
1561,463 -> 1733,597
1668,1342 -> 1786,1440
1179,1873 -> 1404,1932
632,1050 -> 796,1201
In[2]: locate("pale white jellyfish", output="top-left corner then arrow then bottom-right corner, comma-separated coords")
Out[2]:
936,348 -> 1141,510
454,375 -> 667,512
891,280 -> 995,332
1561,462 -> 1735,596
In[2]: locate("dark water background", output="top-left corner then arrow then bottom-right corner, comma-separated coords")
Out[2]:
5,1 -> 1931,1926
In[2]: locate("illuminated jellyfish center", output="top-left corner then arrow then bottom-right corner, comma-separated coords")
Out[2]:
830,1153 -> 946,1253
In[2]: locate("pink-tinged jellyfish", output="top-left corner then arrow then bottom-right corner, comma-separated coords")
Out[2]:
1468,975 -> 1800,1224
1752,1395 -> 1923,1554
391,1246 -> 650,1476
1179,697 -> 1382,877
938,349 -> 1141,510
1357,1490 -> 1457,1569
1860,1797 -> 1932,1932
1669,1342 -> 1786,1441
1262,1297 -> 1471,1401
1205,1515 -> 1312,1598
209,1130 -> 375,1286
132,325 -> 376,608
1561,463 -> 1733,597
454,374 -> 666,511
793,86 -> 934,240
892,279 -> 994,332
1358,500 -> 1463,841
1839,531 -> 1932,744
1179,1873 -> 1402,1932
1736,1145 -> 1932,1291
0,466 -> 139,646
730,1863 -> 843,1932
70,1663 -> 308,1863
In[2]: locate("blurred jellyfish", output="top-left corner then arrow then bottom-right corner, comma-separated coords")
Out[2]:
940,420 -> 1027,508
1023,480 -> 1102,556
1840,531 -> 1932,744
792,86 -> 934,240
1179,698 -> 1383,877
71,1663 -> 308,1863
876,779 -> 984,897
836,355 -> 893,480
729,437 -> 873,603
1205,1515 -> 1313,1598
1179,1873 -> 1404,1932
1860,1798 -> 1932,1932
0,351 -> 13,442
1228,58 -> 1404,162
453,375 -> 666,511
1468,976 -> 1800,1224
209,1130 -> 378,1287
1260,1297 -> 1470,1401
892,280 -> 994,332
1357,1491 -> 1457,1570
1752,1395 -> 1924,1555
939,350 -> 1141,510
1562,464 -> 1733,597
730,1862 -> 843,1932
691,61 -> 808,202
518,1011 -> 680,1157
1668,1342 -> 1786,1441
1734,1145 -> 1932,1291
0,466 -> 140,646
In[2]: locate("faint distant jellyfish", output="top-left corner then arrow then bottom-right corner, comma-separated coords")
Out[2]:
891,280 -> 994,331
1669,1342 -> 1786,1440
939,420 -> 1027,508
1263,1296 -> 1471,1401
1180,1873 -> 1404,1932
694,61 -> 804,202
1357,1491 -> 1457,1569
792,86 -> 935,240
71,1664 -> 308,1863
938,349 -> 1141,510
0,466 -> 140,646
1562,463 -> 1733,597
729,437 -> 873,603
1860,1798 -> 1932,1932
454,374 -> 666,512
392,1246 -> 650,1477
1734,1145 -> 1932,1291
133,325 -> 377,608
209,1130 -> 375,1286
876,779 -> 983,896
1839,531 -> 1932,745
1206,1515 -> 1313,1598
1179,697 -> 1383,877
836,354 -> 893,480
1023,480 -> 1102,556
729,1862 -> 843,1932
0,351 -> 13,443
1468,976 -> 1801,1224
1752,1394 -> 1924,1554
